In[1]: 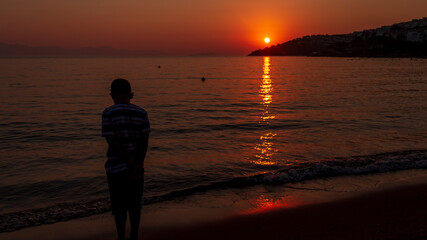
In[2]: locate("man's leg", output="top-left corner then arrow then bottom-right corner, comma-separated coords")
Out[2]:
107,172 -> 128,240
129,208 -> 141,240
129,173 -> 144,240
114,211 -> 127,240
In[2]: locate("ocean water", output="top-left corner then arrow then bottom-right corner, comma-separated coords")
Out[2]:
0,56 -> 426,232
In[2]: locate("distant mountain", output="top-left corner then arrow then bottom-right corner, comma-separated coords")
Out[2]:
249,17 -> 427,57
0,43 -> 160,57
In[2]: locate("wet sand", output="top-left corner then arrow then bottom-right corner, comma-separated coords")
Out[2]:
2,170 -> 426,240
144,184 -> 427,240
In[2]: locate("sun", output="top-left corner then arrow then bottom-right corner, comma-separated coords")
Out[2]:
264,37 -> 270,43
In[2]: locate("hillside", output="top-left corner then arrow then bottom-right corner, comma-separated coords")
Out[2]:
249,18 -> 427,57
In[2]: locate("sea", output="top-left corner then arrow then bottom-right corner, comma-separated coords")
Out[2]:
0,56 -> 426,232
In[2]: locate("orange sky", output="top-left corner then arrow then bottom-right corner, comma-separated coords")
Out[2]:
0,0 -> 426,55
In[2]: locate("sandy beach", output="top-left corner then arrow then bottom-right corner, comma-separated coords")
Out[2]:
2,170 -> 426,240
144,183 -> 427,240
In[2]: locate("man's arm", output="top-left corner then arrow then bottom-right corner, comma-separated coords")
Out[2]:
137,132 -> 149,165
129,133 -> 149,179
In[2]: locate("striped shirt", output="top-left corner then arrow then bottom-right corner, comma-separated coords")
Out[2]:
102,104 -> 150,174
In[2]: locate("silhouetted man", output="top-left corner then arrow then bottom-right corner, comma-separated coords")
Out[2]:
102,79 -> 150,240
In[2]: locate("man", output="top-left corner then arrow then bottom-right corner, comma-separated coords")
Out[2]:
102,79 -> 150,240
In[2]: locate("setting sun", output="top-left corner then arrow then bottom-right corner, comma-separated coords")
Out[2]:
264,37 -> 270,43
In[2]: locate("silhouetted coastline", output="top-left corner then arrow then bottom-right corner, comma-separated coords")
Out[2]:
249,17 -> 427,57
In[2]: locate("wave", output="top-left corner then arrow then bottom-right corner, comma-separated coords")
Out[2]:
155,121 -> 306,134
1,149 -> 426,233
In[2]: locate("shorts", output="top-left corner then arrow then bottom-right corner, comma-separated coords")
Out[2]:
106,169 -> 144,215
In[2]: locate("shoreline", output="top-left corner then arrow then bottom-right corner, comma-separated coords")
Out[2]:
144,183 -> 427,240
1,169 -> 426,240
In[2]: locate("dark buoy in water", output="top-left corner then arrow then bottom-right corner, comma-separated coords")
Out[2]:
201,77 -> 206,82
158,65 -> 161,68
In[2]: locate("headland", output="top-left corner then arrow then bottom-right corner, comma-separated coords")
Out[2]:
249,17 -> 427,57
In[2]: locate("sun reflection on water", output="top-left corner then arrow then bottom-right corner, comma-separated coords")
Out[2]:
253,57 -> 278,166
241,194 -> 301,215
259,57 -> 275,120
254,194 -> 289,210
254,132 -> 277,165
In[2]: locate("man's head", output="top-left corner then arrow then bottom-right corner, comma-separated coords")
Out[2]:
110,78 -> 133,104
